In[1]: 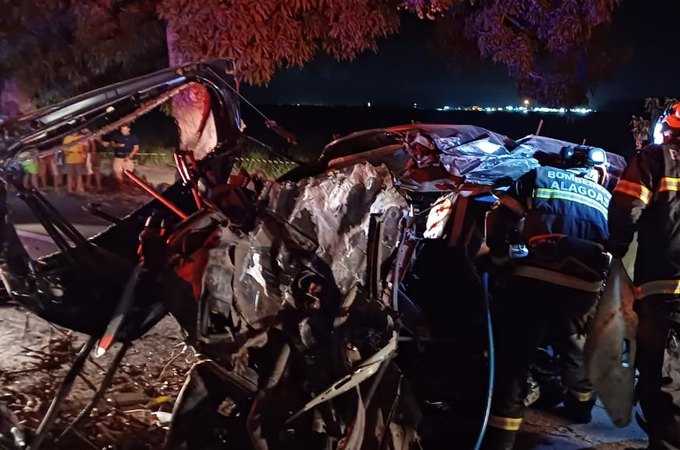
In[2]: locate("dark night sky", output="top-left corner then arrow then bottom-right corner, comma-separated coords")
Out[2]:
241,0 -> 680,110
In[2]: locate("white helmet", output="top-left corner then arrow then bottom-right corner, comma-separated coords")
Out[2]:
560,145 -> 608,186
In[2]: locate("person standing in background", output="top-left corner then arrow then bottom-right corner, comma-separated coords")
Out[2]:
19,148 -> 39,189
38,152 -> 61,191
102,125 -> 139,190
87,137 -> 103,191
62,130 -> 90,194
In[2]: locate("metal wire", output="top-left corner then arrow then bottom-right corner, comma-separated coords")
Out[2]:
223,82 -> 271,123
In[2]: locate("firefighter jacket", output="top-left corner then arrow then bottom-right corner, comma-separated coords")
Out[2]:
608,142 -> 680,300
487,166 -> 611,292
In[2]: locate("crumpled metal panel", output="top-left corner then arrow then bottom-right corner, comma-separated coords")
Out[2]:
437,136 -> 540,186
231,220 -> 291,328
267,162 -> 407,295
435,134 -> 626,187
584,258 -> 638,427
201,162 -> 408,335
201,243 -> 237,328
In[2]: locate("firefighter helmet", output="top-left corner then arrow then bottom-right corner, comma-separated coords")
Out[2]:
653,101 -> 680,144
560,145 -> 608,186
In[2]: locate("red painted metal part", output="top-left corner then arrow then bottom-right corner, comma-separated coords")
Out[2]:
123,170 -> 188,220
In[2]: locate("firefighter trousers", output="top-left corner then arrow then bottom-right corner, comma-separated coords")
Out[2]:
634,296 -> 680,450
548,304 -> 597,402
482,276 -> 598,450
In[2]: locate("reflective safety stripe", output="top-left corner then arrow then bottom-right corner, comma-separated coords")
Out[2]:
569,389 -> 594,402
534,188 -> 608,219
635,279 -> 680,299
614,179 -> 652,205
488,415 -> 522,431
659,177 -> 680,193
499,195 -> 526,216
514,266 -> 603,293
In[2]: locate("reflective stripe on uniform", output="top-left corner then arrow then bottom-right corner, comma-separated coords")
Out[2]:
635,279 -> 680,299
569,389 -> 594,402
659,177 -> 680,193
514,265 -> 603,293
488,415 -> 522,431
499,195 -> 526,216
614,179 -> 652,205
534,188 -> 608,219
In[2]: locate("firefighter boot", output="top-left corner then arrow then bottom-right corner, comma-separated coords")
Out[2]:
561,391 -> 595,424
481,427 -> 518,450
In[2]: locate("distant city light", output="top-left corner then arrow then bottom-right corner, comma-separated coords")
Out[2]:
437,104 -> 595,115
283,101 -> 594,114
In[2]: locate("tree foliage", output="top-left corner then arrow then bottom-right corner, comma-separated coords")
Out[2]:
644,97 -> 679,118
0,0 -> 624,108
406,0 -> 627,106
158,0 -> 401,85
0,0 -> 167,106
630,115 -> 650,150
630,97 -> 679,149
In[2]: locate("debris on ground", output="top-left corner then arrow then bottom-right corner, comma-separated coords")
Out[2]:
0,308 -> 195,450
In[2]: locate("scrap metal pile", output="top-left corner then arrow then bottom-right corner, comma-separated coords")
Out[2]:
0,60 -> 627,450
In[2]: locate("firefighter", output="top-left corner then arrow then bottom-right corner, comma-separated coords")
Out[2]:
482,146 -> 612,450
608,101 -> 680,450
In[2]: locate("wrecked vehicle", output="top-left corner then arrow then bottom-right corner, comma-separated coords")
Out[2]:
284,124 -> 629,413
0,59 -> 626,450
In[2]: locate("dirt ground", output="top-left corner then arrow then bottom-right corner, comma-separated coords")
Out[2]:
0,306 -> 196,449
0,305 -> 648,450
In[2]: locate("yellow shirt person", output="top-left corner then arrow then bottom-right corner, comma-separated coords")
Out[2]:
63,133 -> 88,165
62,132 -> 90,193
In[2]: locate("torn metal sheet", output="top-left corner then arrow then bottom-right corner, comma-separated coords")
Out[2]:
201,162 -> 407,335
584,258 -> 638,427
266,162 -> 407,296
287,332 -> 398,424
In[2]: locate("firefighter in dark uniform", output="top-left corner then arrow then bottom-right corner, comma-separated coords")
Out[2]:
608,102 -> 680,450
482,146 -> 612,450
